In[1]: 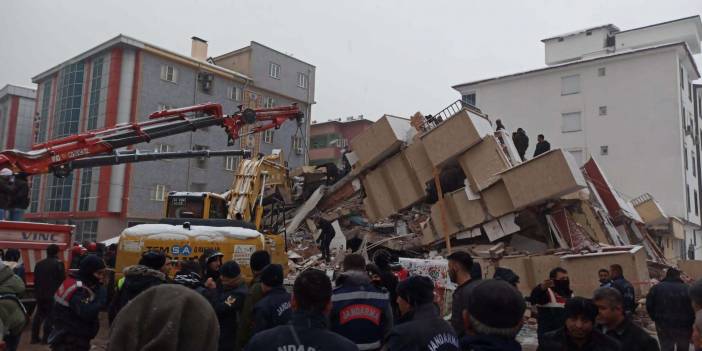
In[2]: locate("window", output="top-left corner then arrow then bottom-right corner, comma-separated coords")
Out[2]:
462,93 -> 476,106
696,190 -> 700,215
557,37 -> 564,42
54,62 -> 85,138
29,176 -> 41,213
694,153 -> 697,177
292,135 -> 303,155
160,65 -> 178,83
599,106 -> 607,116
597,67 -> 606,77
74,220 -> 98,243
297,73 -> 308,88
78,168 -> 96,211
567,149 -> 584,165
228,86 -> 242,101
224,156 -> 240,171
600,146 -> 609,156
685,147 -> 688,170
193,145 -> 208,168
264,96 -> 276,108
45,174 -> 73,212
561,112 -> 582,132
35,80 -> 53,143
151,184 -> 167,201
687,185 -> 691,212
197,72 -> 214,94
339,138 -> 348,148
681,67 -> 685,89
87,56 -> 106,130
585,30 -> 592,36
561,75 -> 580,95
269,62 -> 280,79
690,82 -> 693,102
263,129 -> 274,144
155,143 -> 172,153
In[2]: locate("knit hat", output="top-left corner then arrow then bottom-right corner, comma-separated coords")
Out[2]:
139,251 -> 167,271
396,275 -> 434,306
109,284 -> 219,351
79,255 -> 106,284
250,250 -> 271,272
220,260 -> 241,278
260,264 -> 284,287
466,280 -> 525,329
493,267 -> 520,286
564,297 -> 598,322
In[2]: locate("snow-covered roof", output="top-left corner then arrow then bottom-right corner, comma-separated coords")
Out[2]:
121,224 -> 262,241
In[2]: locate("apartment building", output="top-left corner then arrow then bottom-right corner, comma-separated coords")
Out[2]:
309,116 -> 373,167
453,16 -> 702,259
26,35 -> 315,241
0,84 -> 35,151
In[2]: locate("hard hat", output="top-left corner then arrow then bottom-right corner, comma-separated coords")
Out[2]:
87,242 -> 98,252
71,246 -> 83,256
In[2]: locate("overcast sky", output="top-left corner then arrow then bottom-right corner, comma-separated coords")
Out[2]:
1,1 -> 701,122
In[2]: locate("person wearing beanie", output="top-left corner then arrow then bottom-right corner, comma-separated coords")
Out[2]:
252,264 -> 292,334
206,260 -> 247,351
594,287 -> 658,351
245,269 -> 357,351
385,275 -> 459,351
31,244 -> 65,344
50,254 -> 107,351
108,284 -> 220,351
540,297 -> 620,351
329,254 -> 393,350
201,248 -> 224,286
646,267 -> 694,351
108,251 -> 168,324
236,250 -> 271,350
459,280 -> 524,351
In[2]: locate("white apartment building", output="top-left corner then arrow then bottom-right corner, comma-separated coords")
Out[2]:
453,16 -> 702,259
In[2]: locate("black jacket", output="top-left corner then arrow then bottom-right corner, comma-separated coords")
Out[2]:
317,218 -> 336,244
611,277 -> 636,315
645,276 -> 694,330
33,255 -> 64,301
109,265 -> 166,324
211,283 -> 248,351
0,176 -> 12,210
460,335 -> 522,351
9,174 -> 29,209
530,285 -> 570,338
599,318 -> 659,351
384,303 -> 460,351
451,278 -> 480,336
539,327 -> 621,351
50,274 -> 106,341
512,132 -> 529,155
245,310 -> 358,351
252,286 -> 292,334
533,141 -> 551,157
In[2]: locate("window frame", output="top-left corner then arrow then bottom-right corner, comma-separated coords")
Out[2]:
224,156 -> 240,171
161,65 -> 178,84
600,145 -> 609,156
263,129 -> 274,144
561,111 -> 582,133
599,106 -> 607,116
297,72 -> 308,88
597,67 -> 606,77
561,74 -> 581,96
152,184 -> 167,202
269,62 -> 281,79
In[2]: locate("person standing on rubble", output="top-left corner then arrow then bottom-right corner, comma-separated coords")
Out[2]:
595,287 -> 659,351
316,216 -> 336,263
447,251 -> 479,336
330,254 -> 393,351
236,250 -> 271,350
609,264 -> 636,316
646,268 -> 694,351
512,128 -> 529,162
530,267 -> 573,344
533,134 -> 551,157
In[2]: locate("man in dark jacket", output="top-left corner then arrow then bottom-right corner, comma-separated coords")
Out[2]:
316,217 -> 336,262
512,128 -> 529,161
252,264 -> 291,334
108,251 -> 168,324
236,250 -> 271,350
533,134 -> 551,157
374,251 -> 400,322
595,287 -> 659,351
459,280 -> 524,351
447,251 -> 479,336
209,260 -> 248,351
49,255 -> 107,351
609,264 -> 636,315
599,268 -> 613,288
530,267 -> 573,344
384,276 -> 459,351
646,268 -> 692,351
245,269 -> 357,351
201,249 -> 224,285
540,297 -> 620,351
31,244 -> 65,344
173,259 -> 209,295
330,254 -> 393,350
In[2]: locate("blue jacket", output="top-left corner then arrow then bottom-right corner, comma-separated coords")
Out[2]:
384,303 -> 459,351
245,310 -> 358,351
330,271 -> 393,350
252,286 -> 292,334
612,276 -> 636,315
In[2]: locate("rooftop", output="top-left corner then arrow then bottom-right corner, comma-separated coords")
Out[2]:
0,84 -> 36,100
213,40 -> 316,68
541,24 -> 620,42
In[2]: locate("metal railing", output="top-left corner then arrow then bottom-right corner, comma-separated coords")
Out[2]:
421,100 -> 487,133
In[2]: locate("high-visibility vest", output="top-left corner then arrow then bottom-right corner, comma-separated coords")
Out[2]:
54,277 -> 93,307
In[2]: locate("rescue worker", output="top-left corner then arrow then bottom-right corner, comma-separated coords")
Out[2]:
252,264 -> 292,334
459,280 -> 525,351
32,244 -> 65,344
609,264 -> 636,315
209,260 -> 248,351
0,261 -> 27,351
236,250 -> 271,350
646,268 -> 693,351
109,251 -> 168,324
533,134 -> 551,157
244,269 -> 357,351
529,267 -> 573,344
108,284 -> 219,351
50,254 -> 107,351
384,275 -> 459,350
316,216 -> 336,262
447,251 -> 478,336
201,249 -> 224,285
595,287 -> 659,351
70,245 -> 86,270
599,268 -> 613,288
330,254 -> 393,351
540,297 -> 620,351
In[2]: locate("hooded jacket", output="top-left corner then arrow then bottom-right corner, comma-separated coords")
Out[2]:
646,275 -> 695,329
0,263 -> 26,336
384,303 -> 460,351
109,265 -> 167,324
108,284 -> 219,351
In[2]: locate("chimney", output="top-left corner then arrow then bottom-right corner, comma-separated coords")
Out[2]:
191,36 -> 208,61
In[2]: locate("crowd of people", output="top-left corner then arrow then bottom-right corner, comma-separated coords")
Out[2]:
494,119 -> 551,161
3,244 -> 702,351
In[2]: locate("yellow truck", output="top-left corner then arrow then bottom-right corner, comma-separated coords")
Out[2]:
114,222 -> 287,281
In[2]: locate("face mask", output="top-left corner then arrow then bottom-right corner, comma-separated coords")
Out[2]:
554,279 -> 571,294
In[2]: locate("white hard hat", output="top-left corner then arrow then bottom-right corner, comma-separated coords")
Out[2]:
0,168 -> 12,176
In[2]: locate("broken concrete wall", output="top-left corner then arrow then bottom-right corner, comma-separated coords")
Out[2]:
458,135 -> 511,191
351,115 -> 414,170
678,260 -> 702,280
403,139 -> 434,185
561,247 -> 649,297
421,109 -> 492,167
